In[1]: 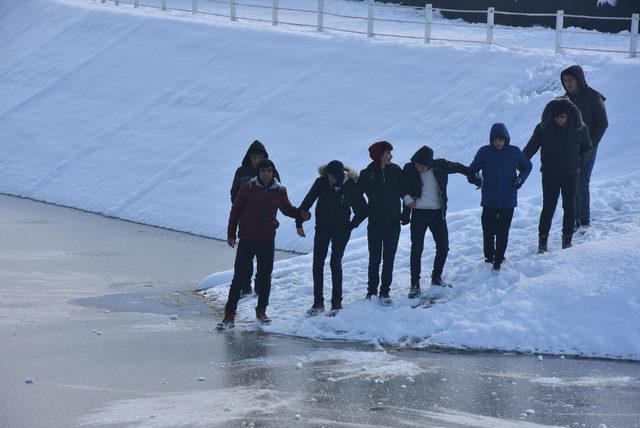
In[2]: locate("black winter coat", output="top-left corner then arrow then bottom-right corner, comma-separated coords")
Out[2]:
357,162 -> 410,224
561,65 -> 608,148
230,141 -> 281,203
402,158 -> 474,220
524,98 -> 593,176
296,166 -> 368,230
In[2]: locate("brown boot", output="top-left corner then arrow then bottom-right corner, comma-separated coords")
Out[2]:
255,307 -> 272,325
216,310 -> 235,330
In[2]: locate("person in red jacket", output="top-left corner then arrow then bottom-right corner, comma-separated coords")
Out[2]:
218,159 -> 307,329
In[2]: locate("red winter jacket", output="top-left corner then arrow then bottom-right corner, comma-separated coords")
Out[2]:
228,178 -> 299,242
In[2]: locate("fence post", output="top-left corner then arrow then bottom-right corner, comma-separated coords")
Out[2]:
424,3 -> 432,44
230,0 -> 236,21
134,0 -> 139,7
631,13 -> 639,58
367,0 -> 374,38
486,7 -> 494,44
192,0 -> 198,15
161,0 -> 167,12
317,0 -> 324,32
555,10 -> 564,54
273,0 -> 279,26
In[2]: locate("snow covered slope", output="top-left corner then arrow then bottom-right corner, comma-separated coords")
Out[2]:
2,0 -> 639,359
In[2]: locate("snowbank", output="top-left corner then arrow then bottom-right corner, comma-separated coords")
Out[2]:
2,0 -> 639,359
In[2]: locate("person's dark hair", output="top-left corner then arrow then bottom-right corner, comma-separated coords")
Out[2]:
256,159 -> 275,170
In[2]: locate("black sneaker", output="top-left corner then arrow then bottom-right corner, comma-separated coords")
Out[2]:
492,260 -> 502,273
366,292 -> 377,300
408,285 -> 421,299
431,277 -> 452,287
484,256 -> 494,263
306,303 -> 325,316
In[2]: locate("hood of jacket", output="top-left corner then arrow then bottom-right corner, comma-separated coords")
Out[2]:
489,123 -> 511,146
318,164 -> 358,181
540,97 -> 585,132
241,140 -> 270,168
561,65 -> 588,92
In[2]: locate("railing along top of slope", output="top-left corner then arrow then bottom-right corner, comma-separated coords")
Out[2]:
97,0 -> 640,58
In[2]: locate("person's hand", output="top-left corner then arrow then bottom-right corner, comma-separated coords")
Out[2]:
468,173 -> 482,189
406,200 -> 417,209
514,177 -> 523,189
227,238 -> 236,248
300,210 -> 311,221
401,216 -> 410,226
296,227 -> 306,237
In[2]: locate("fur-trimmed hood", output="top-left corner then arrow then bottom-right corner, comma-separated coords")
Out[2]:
540,97 -> 585,132
318,164 -> 359,182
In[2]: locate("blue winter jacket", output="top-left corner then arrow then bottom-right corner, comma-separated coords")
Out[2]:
469,123 -> 533,208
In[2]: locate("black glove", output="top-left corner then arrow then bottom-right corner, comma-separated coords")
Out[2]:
468,173 -> 482,188
514,177 -> 523,189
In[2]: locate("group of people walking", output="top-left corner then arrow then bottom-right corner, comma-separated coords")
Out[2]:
218,65 -> 608,329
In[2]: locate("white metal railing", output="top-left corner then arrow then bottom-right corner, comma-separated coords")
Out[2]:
97,0 -> 640,58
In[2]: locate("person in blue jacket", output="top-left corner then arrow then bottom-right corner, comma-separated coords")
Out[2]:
469,123 -> 532,272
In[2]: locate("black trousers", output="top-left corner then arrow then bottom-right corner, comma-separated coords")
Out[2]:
410,209 -> 449,285
539,174 -> 578,237
312,227 -> 350,306
481,207 -> 514,263
367,221 -> 401,296
241,261 -> 255,293
225,240 -> 275,313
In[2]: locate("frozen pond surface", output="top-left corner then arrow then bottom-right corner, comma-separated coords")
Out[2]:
1,194 -> 638,427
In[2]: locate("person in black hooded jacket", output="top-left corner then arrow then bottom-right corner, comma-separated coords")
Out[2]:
357,141 -> 413,305
296,160 -> 368,315
524,97 -> 593,253
229,140 -> 281,296
402,145 -> 477,294
561,65 -> 608,231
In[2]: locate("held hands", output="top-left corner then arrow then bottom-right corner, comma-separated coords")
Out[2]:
468,173 -> 483,189
514,177 -> 523,189
406,200 -> 417,209
227,238 -> 236,248
296,227 -> 306,237
300,210 -> 311,221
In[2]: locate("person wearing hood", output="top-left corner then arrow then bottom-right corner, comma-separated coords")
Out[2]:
402,145 -> 477,296
357,141 -> 414,305
469,123 -> 532,272
219,159 -> 306,329
229,140 -> 281,297
561,65 -> 608,232
524,97 -> 593,253
296,160 -> 368,315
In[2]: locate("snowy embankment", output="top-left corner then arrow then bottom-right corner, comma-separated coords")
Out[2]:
1,0 -> 639,359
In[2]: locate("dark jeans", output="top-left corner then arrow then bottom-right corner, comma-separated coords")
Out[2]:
410,209 -> 449,285
241,262 -> 255,293
539,174 -> 578,237
312,227 -> 350,306
481,207 -> 514,263
225,240 -> 275,313
576,146 -> 597,226
367,221 -> 401,296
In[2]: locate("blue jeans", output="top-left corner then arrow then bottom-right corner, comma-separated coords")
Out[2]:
576,146 -> 597,226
